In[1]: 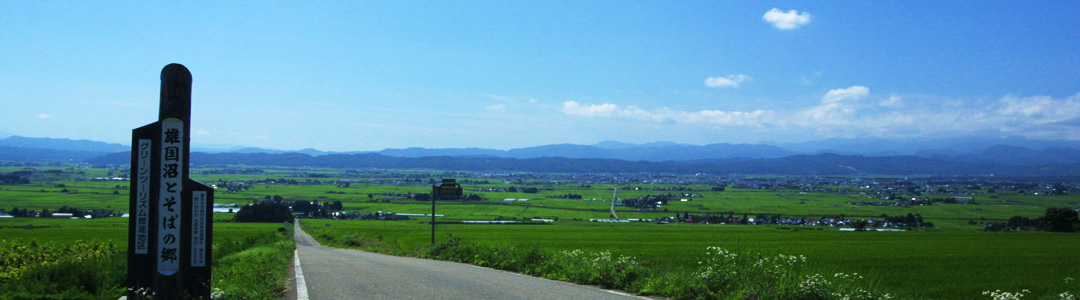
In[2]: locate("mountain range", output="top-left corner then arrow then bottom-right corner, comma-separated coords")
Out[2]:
4,135 -> 1080,176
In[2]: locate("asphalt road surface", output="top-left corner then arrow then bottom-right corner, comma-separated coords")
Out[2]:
289,223 -> 651,300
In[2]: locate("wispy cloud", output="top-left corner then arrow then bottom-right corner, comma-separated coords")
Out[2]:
563,101 -> 615,117
37,113 -> 50,119
705,74 -> 751,88
800,71 -> 823,86
562,101 -> 773,126
762,8 -> 811,30
822,86 -> 869,103
879,95 -> 904,107
561,89 -> 1080,141
486,104 -> 507,112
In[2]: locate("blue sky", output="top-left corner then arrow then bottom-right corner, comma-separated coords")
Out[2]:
2,1 -> 1078,151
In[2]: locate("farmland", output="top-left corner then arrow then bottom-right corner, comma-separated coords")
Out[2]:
303,220 -> 1080,299
2,163 -> 1079,299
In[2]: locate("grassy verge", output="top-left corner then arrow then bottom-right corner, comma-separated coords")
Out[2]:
0,222 -> 295,299
211,228 -> 296,299
0,239 -> 123,300
427,236 -> 900,300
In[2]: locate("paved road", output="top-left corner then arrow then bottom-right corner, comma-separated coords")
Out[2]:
290,223 -> 650,300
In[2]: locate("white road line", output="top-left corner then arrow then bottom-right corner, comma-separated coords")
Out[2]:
294,249 -> 309,300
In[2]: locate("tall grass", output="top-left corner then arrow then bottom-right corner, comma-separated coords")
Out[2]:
0,227 -> 295,299
0,239 -> 124,300
211,228 -> 296,299
422,236 -> 896,300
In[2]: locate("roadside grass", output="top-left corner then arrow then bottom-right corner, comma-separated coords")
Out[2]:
0,239 -> 123,300
0,218 -> 295,299
211,228 -> 296,299
428,238 -> 900,300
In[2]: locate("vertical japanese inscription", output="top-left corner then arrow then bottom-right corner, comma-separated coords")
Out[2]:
158,118 -> 183,275
135,139 -> 152,254
191,191 -> 206,267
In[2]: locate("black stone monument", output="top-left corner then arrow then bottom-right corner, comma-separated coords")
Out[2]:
127,63 -> 214,299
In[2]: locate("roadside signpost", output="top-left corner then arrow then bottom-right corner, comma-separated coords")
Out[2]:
430,179 -> 462,244
127,64 -> 214,299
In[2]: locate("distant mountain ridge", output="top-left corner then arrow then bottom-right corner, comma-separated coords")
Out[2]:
373,142 -> 796,162
0,146 -> 112,161
920,145 -> 1080,166
0,136 -> 127,153
84,151 -> 1080,177
6,134 -> 1080,174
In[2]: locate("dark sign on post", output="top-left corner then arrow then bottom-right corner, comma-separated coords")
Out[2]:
432,178 -> 463,200
127,64 -> 214,299
430,179 -> 463,244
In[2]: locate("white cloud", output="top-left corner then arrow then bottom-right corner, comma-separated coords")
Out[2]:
562,101 -> 773,126
879,95 -> 904,107
763,8 -> 811,30
562,101 -> 619,117
561,91 -> 1080,142
995,93 -> 1080,124
796,102 -> 858,126
37,113 -> 50,119
195,129 -> 211,136
486,104 -> 507,112
822,86 -> 870,103
675,109 -> 775,126
705,74 -> 752,88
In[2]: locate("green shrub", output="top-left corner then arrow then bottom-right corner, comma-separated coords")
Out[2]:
213,231 -> 295,300
0,239 -> 123,300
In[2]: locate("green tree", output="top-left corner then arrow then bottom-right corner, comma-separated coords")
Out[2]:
234,201 -> 293,222
1040,207 -> 1079,232
852,219 -> 870,231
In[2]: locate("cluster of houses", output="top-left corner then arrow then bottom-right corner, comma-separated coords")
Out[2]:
848,196 -> 975,207
760,177 -> 1076,199
1,207 -> 121,219
333,211 -> 411,221
474,186 -> 540,193
657,213 -> 932,228
615,193 -> 703,211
